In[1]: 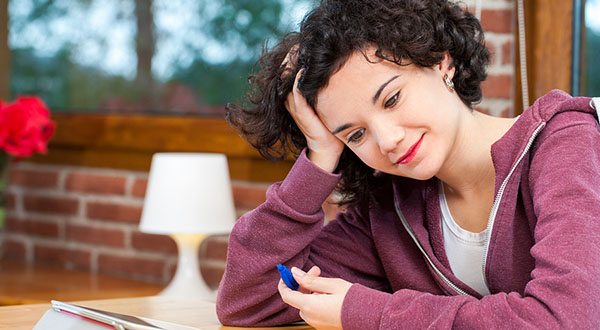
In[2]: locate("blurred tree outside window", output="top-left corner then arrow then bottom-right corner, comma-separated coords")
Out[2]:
6,0 -> 315,115
584,0 -> 600,96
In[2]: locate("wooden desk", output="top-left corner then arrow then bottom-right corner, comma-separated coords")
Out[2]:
0,296 -> 314,330
0,259 -> 163,305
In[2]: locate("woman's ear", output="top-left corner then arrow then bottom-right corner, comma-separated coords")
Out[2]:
438,51 -> 456,80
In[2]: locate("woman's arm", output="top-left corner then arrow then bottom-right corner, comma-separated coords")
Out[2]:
216,151 -> 389,326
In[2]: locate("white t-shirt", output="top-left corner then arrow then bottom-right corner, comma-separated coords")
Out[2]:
439,181 -> 491,296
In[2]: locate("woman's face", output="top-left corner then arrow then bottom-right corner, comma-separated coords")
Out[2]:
315,49 -> 463,180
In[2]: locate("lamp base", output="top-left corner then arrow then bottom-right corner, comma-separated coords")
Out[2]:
159,233 -> 216,301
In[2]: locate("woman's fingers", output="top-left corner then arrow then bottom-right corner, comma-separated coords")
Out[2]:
285,70 -> 344,172
292,267 -> 351,294
286,70 -> 322,134
278,278 -> 305,309
280,44 -> 299,79
306,265 -> 321,276
298,266 -> 321,294
277,270 -> 350,330
286,70 -> 309,118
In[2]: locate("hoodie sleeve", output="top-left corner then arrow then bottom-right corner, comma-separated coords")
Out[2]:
216,150 -> 390,327
340,115 -> 600,329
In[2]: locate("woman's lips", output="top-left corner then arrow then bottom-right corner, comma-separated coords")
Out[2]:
396,134 -> 424,165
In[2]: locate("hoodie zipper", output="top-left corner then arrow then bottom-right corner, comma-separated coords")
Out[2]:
393,197 -> 469,296
481,122 -> 546,292
393,121 -> 546,296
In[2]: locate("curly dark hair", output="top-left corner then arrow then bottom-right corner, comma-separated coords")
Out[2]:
227,0 -> 490,207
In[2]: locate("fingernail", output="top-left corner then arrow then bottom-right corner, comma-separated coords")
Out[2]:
291,267 -> 305,278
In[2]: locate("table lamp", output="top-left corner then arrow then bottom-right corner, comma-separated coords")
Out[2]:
139,153 -> 236,301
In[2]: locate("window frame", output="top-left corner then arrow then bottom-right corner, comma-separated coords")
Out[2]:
514,0 -> 573,114
30,113 -> 294,182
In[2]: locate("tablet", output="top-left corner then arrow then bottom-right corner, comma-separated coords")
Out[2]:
51,300 -> 164,330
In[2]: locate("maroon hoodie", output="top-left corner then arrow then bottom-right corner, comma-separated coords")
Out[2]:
217,90 -> 600,329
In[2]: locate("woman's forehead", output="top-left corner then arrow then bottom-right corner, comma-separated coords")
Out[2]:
317,51 -> 411,105
313,53 -> 410,130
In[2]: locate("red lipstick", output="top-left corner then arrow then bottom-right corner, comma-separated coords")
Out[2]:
396,134 -> 424,165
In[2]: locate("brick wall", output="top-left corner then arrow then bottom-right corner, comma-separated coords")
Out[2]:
0,0 -> 515,288
0,161 -> 269,288
475,0 -> 516,118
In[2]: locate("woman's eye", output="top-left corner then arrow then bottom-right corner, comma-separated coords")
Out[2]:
384,92 -> 400,108
347,128 -> 365,143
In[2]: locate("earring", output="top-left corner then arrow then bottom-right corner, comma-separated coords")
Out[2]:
444,74 -> 455,92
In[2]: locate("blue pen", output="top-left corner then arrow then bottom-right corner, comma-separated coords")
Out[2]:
277,264 -> 299,290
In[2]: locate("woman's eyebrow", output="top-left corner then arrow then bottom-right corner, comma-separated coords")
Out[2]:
372,75 -> 400,104
332,123 -> 353,135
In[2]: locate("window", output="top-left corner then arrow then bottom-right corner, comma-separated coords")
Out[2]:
1,0 -> 314,181
582,0 -> 600,95
8,0 -> 313,115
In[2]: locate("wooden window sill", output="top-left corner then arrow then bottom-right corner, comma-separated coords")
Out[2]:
30,113 -> 293,182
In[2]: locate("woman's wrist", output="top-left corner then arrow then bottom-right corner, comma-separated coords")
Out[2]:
307,149 -> 341,173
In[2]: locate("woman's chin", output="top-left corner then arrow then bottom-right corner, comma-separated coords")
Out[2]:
381,166 -> 436,181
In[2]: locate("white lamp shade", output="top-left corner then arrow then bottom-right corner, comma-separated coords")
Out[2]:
140,153 -> 237,235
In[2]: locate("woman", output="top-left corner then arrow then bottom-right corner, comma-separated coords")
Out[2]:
216,0 -> 600,328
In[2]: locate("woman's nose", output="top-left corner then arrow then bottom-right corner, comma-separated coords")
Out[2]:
374,122 -> 404,155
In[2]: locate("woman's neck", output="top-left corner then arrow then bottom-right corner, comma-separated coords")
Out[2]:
435,110 -> 516,201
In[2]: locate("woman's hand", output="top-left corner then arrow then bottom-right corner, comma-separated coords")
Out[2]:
278,266 -> 352,330
285,70 -> 345,173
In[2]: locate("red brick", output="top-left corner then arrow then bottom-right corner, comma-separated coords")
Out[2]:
66,223 -> 125,247
9,169 -> 59,188
481,9 -> 513,34
87,201 -> 141,224
502,40 -> 513,65
24,195 -> 79,215
98,254 -> 164,279
4,217 -> 59,238
200,263 -> 226,288
131,231 -> 177,254
203,235 -> 228,261
5,192 -> 16,210
131,178 -> 147,198
34,244 -> 91,270
232,184 -> 267,209
2,239 -> 26,259
65,172 -> 126,195
482,74 -> 512,99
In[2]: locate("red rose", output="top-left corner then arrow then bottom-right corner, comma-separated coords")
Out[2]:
0,96 -> 55,157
